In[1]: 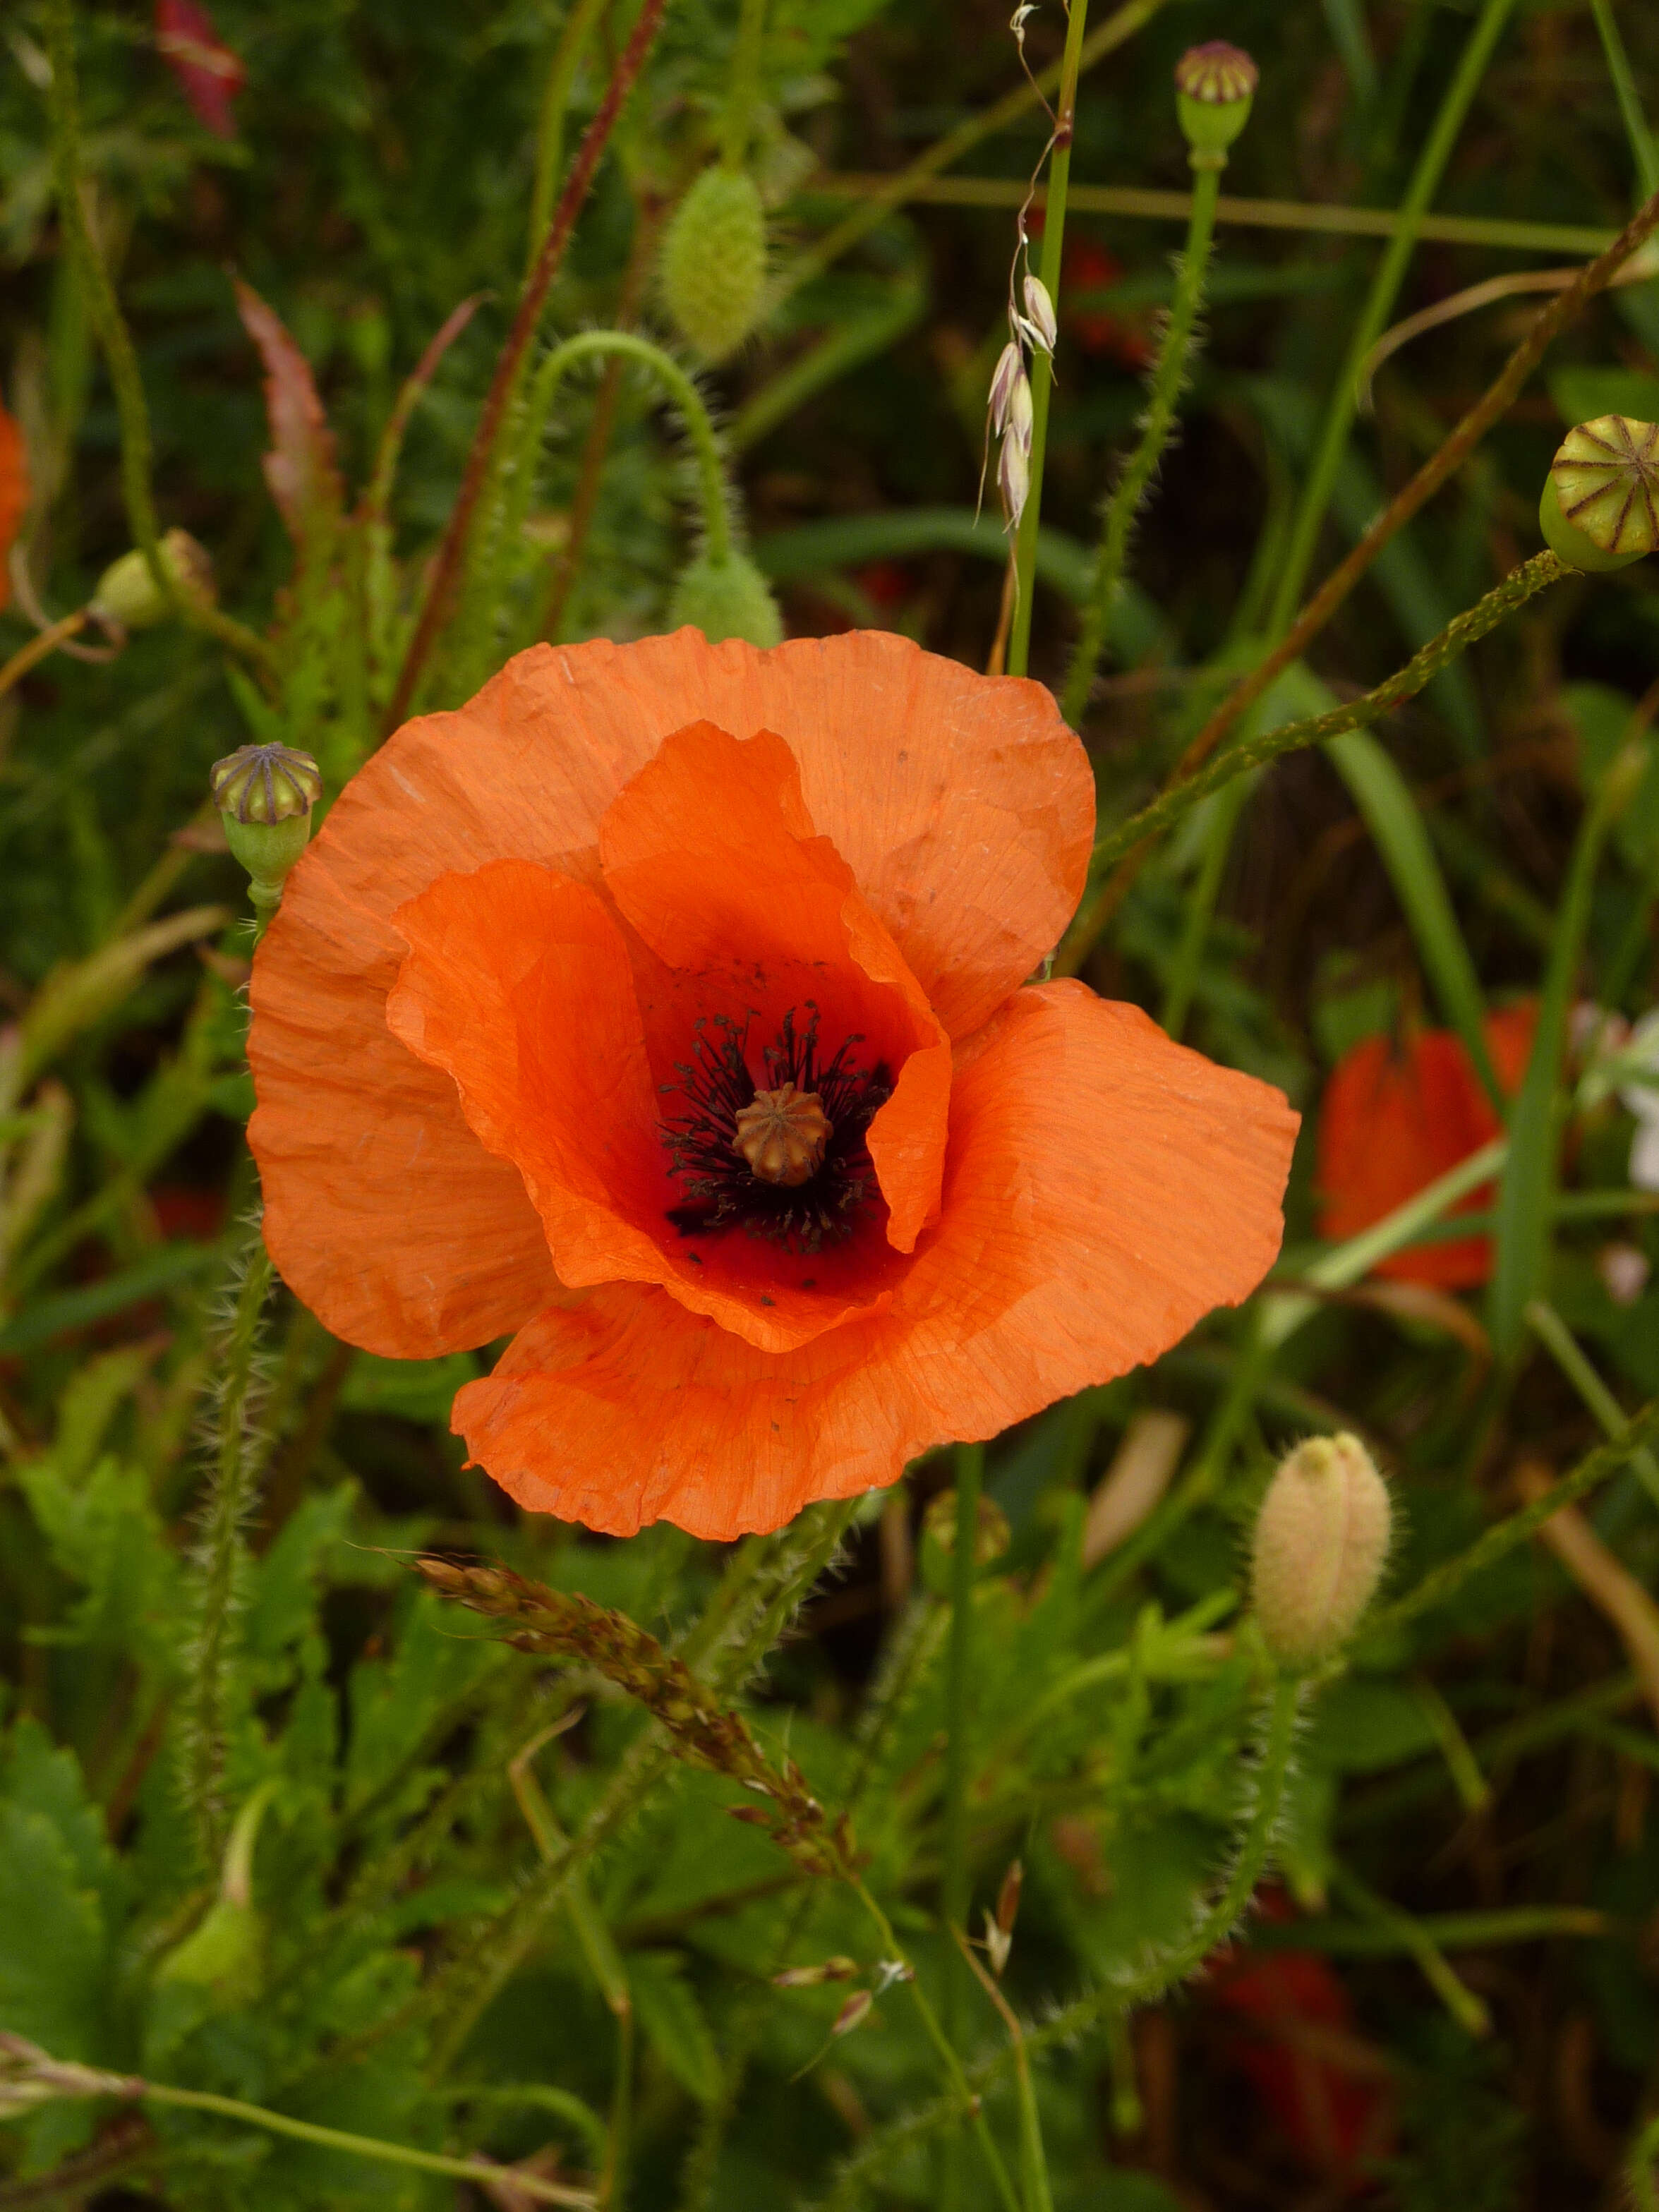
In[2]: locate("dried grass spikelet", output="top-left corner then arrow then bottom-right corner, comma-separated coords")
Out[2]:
1250,1433 -> 1392,1669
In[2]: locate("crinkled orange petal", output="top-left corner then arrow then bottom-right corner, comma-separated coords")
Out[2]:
597,720 -> 950,1252
248,632 -> 1083,1351
453,981 -> 1298,1538
387,857 -> 908,1355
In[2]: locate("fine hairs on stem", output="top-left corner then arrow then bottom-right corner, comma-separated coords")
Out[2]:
1061,155 -> 1223,725
177,1218 -> 275,1867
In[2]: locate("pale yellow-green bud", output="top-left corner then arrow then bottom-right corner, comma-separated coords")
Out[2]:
660,167 -> 768,362
1251,1434 -> 1392,1670
88,528 -> 215,634
668,548 -> 783,647
1538,416 -> 1659,573
210,741 -> 322,921
1174,42 -> 1258,166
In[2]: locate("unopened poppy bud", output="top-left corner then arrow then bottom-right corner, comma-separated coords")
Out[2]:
660,166 -> 768,362
1174,41 -> 1257,164
210,740 -> 322,921
668,547 -> 784,648
1252,1434 -> 1391,1669
1538,416 -> 1659,573
88,527 -> 215,635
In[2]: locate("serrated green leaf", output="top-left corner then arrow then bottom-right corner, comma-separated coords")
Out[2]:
0,1802 -> 107,2057
628,1949 -> 720,2103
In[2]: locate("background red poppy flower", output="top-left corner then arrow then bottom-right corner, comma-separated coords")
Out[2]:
249,630 -> 1298,1537
1315,1001 -> 1537,1288
0,400 -> 28,613
155,0 -> 246,140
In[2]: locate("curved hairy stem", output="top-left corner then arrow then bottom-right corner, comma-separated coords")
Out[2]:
1062,159 -> 1222,724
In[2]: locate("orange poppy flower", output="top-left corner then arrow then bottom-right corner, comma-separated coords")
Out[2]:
248,631 -> 1298,1538
1315,1001 -> 1538,1290
0,399 -> 28,613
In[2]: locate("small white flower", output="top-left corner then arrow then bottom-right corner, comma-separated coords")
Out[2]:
989,339 -> 1024,433
1022,272 -> 1058,354
998,432 -> 1030,526
1599,1243 -> 1652,1305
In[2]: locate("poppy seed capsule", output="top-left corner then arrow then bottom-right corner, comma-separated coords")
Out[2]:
1538,416 -> 1659,573
210,741 -> 323,917
88,526 -> 215,634
660,166 -> 768,362
1251,1434 -> 1392,1670
1174,41 -> 1258,163
733,1083 -> 831,1187
668,548 -> 784,648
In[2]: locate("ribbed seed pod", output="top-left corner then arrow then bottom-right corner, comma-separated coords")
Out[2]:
660,167 -> 768,362
668,548 -> 783,647
1538,415 -> 1659,573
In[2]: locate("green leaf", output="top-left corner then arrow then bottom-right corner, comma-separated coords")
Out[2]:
342,1351 -> 482,1424
1548,367 -> 1659,428
0,1803 -> 107,2057
345,1591 -> 504,1814
628,1950 -> 720,2103
16,1456 -> 180,1668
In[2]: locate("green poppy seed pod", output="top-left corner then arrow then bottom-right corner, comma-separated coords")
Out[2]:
88,527 -> 215,634
1251,1434 -> 1392,1671
1174,41 -> 1258,164
660,167 -> 768,362
668,548 -> 783,647
210,741 -> 322,919
1538,416 -> 1659,573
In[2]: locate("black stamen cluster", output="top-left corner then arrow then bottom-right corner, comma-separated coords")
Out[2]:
661,1003 -> 892,1254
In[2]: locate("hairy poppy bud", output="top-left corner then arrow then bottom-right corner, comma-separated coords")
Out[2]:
1174,41 -> 1258,164
1251,1434 -> 1392,1670
660,166 -> 768,362
88,527 -> 215,635
668,548 -> 783,648
1538,416 -> 1659,573
210,740 -> 322,921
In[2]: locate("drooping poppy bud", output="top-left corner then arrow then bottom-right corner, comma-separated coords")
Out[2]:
88,528 -> 215,637
1538,416 -> 1659,572
667,547 -> 783,647
1251,1434 -> 1392,1671
1174,41 -> 1258,163
660,167 -> 768,362
210,741 -> 322,924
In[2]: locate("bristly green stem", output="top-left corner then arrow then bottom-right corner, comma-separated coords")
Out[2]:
1061,550 -> 1565,965
526,330 -> 732,566
1359,1396 -> 1659,1646
1267,0 -> 1521,635
1007,0 -> 1091,681
43,0 -> 276,680
181,1227 -> 274,1866
1062,159 -> 1221,725
938,1441 -> 984,2212
722,0 -> 769,169
1526,1298 -> 1659,1513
